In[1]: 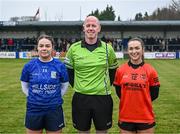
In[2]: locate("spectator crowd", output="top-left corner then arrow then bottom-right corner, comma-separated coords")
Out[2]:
0,36 -> 180,52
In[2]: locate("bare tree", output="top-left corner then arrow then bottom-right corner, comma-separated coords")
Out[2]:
170,0 -> 180,11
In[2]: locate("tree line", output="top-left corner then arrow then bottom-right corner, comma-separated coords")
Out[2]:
88,0 -> 180,21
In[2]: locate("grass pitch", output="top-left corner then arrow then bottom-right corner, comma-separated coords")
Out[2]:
0,59 -> 180,133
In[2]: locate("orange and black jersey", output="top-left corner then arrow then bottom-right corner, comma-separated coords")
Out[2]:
113,61 -> 160,123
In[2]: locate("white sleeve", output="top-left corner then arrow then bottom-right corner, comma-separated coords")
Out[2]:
21,81 -> 29,96
61,82 -> 69,96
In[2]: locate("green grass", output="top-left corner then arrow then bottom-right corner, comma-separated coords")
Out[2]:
0,59 -> 180,133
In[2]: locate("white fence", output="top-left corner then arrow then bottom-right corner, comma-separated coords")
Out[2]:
0,51 -> 179,59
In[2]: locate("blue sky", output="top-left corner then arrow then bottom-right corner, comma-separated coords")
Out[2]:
0,0 -> 172,21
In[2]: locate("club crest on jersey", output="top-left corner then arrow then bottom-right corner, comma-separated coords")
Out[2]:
51,71 -> 57,78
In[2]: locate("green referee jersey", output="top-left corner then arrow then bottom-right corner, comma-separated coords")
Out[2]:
65,40 -> 118,95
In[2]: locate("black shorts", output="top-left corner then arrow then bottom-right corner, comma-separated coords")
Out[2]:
72,92 -> 113,131
118,121 -> 156,132
25,105 -> 65,131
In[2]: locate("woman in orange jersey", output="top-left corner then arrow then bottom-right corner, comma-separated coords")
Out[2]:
113,37 -> 160,134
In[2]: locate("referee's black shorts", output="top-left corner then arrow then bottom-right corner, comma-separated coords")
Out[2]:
72,92 -> 113,131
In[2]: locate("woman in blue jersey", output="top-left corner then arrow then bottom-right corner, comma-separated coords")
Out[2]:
20,34 -> 69,134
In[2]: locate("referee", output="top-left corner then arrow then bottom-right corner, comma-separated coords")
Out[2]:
64,16 -> 118,134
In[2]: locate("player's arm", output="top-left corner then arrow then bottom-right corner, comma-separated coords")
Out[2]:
21,81 -> 29,96
149,66 -> 160,101
60,63 -> 70,96
150,85 -> 160,101
109,68 -> 117,85
114,85 -> 121,99
113,65 -> 122,99
20,63 -> 30,97
61,82 -> 69,96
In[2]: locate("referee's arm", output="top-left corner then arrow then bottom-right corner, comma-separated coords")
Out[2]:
64,57 -> 74,88
67,68 -> 74,87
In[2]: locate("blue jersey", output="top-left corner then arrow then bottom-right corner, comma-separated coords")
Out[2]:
20,58 -> 69,114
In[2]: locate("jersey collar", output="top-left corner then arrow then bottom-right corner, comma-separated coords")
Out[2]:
38,57 -> 53,63
128,60 -> 144,69
81,39 -> 102,48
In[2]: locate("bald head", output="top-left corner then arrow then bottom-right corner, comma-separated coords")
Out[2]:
83,15 -> 101,44
84,16 -> 100,26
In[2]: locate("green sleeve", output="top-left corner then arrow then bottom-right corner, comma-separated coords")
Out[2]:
108,44 -> 118,69
64,46 -> 74,69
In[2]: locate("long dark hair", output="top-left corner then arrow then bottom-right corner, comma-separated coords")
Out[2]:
37,34 -> 55,47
